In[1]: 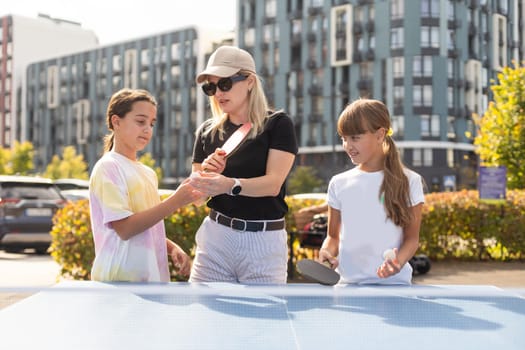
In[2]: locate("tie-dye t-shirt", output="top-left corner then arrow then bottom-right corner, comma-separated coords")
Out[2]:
89,151 -> 170,282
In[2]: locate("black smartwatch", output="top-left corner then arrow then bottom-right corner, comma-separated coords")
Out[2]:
229,178 -> 242,196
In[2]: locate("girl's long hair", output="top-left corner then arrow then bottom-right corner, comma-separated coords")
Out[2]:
103,89 -> 157,153
337,99 -> 413,228
204,69 -> 275,140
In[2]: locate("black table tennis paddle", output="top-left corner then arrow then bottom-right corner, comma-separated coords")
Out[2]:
297,259 -> 340,286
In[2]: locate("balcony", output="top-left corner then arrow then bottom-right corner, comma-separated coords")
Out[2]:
307,58 -> 317,69
353,22 -> 363,35
308,113 -> 322,123
308,84 -> 322,96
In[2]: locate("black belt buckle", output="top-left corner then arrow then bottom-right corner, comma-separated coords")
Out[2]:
230,217 -> 248,232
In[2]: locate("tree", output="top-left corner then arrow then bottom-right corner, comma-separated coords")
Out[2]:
473,61 -> 525,189
9,141 -> 35,175
287,166 -> 325,195
139,152 -> 163,182
44,146 -> 89,180
0,147 -> 10,174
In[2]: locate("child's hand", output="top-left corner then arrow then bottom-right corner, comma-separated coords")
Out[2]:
176,178 -> 206,205
169,244 -> 192,277
317,248 -> 339,269
377,248 -> 401,278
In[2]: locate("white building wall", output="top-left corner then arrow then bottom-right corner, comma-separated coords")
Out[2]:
10,14 -> 99,144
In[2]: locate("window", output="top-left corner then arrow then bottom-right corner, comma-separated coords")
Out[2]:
413,85 -> 432,107
448,87 -> 454,108
391,0 -> 404,20
447,59 -> 455,79
492,15 -> 507,70
447,116 -> 456,139
413,148 -> 433,167
393,57 -> 404,78
391,27 -> 404,49
330,4 -> 352,66
413,56 -> 432,77
266,0 -> 276,17
447,0 -> 455,20
421,26 -> 440,48
392,115 -> 405,137
421,0 -> 440,18
393,85 -> 404,107
446,148 -> 454,168
448,29 -> 456,50
46,66 -> 59,109
360,62 -> 373,79
421,114 -> 440,137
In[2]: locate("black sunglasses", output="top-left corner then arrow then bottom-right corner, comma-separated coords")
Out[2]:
201,75 -> 248,96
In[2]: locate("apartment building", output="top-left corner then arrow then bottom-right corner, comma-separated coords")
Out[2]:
0,13 -> 98,149
236,0 -> 525,190
8,1 -> 525,190
25,27 -> 230,181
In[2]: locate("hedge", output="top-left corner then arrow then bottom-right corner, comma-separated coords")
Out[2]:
49,190 -> 525,281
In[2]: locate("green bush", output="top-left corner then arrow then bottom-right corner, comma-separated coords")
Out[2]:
50,190 -> 525,281
420,190 -> 525,261
49,199 -> 94,280
49,198 -> 209,281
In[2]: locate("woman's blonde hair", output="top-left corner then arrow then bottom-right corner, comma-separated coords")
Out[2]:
103,89 -> 157,153
204,69 -> 273,140
337,99 -> 412,228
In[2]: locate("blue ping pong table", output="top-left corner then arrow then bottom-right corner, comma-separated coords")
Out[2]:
1,281 -> 524,350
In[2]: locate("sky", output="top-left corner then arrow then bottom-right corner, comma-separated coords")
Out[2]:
1,0 -> 237,44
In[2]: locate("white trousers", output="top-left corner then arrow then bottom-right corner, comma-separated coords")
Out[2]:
189,217 -> 288,284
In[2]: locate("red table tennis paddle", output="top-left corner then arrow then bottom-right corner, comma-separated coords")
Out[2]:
297,259 -> 340,286
221,122 -> 252,157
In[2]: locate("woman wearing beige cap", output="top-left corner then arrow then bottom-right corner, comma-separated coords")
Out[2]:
189,45 -> 298,284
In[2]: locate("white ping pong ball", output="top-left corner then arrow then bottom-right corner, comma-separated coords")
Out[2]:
383,249 -> 396,260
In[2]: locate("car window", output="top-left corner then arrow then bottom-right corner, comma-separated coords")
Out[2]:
1,183 -> 62,200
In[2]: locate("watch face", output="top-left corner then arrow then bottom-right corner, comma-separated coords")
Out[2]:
232,185 -> 242,195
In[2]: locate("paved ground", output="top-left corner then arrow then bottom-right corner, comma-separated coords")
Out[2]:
412,260 -> 525,288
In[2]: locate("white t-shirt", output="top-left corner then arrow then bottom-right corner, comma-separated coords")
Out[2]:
89,151 -> 170,282
327,167 -> 425,285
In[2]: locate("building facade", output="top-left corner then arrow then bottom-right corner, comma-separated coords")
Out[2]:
0,14 -> 99,149
236,0 -> 525,191
25,27 -> 232,182
7,0 -> 525,191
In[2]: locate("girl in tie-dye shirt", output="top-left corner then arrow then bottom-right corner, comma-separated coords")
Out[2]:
89,89 -> 201,282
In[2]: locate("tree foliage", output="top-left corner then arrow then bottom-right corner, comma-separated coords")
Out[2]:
287,166 -> 325,195
44,146 -> 89,180
474,62 -> 525,189
139,152 -> 163,182
0,141 -> 35,175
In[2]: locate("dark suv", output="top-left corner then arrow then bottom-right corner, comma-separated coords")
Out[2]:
0,175 -> 66,254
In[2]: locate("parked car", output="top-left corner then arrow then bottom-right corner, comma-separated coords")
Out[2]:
60,189 -> 89,202
53,178 -> 89,191
0,175 -> 66,254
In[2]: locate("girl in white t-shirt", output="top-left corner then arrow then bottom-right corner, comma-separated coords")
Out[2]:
318,99 -> 425,285
89,89 -> 202,282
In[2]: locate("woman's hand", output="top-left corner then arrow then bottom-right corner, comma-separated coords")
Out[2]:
201,148 -> 227,173
189,171 -> 232,197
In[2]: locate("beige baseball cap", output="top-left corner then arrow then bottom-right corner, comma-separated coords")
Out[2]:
196,46 -> 256,84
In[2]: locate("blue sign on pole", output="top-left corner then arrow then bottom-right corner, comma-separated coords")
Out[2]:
478,166 -> 507,202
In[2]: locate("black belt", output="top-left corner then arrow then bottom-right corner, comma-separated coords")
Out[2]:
209,209 -> 285,232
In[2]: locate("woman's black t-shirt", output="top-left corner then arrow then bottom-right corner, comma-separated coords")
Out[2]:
192,112 -> 298,220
